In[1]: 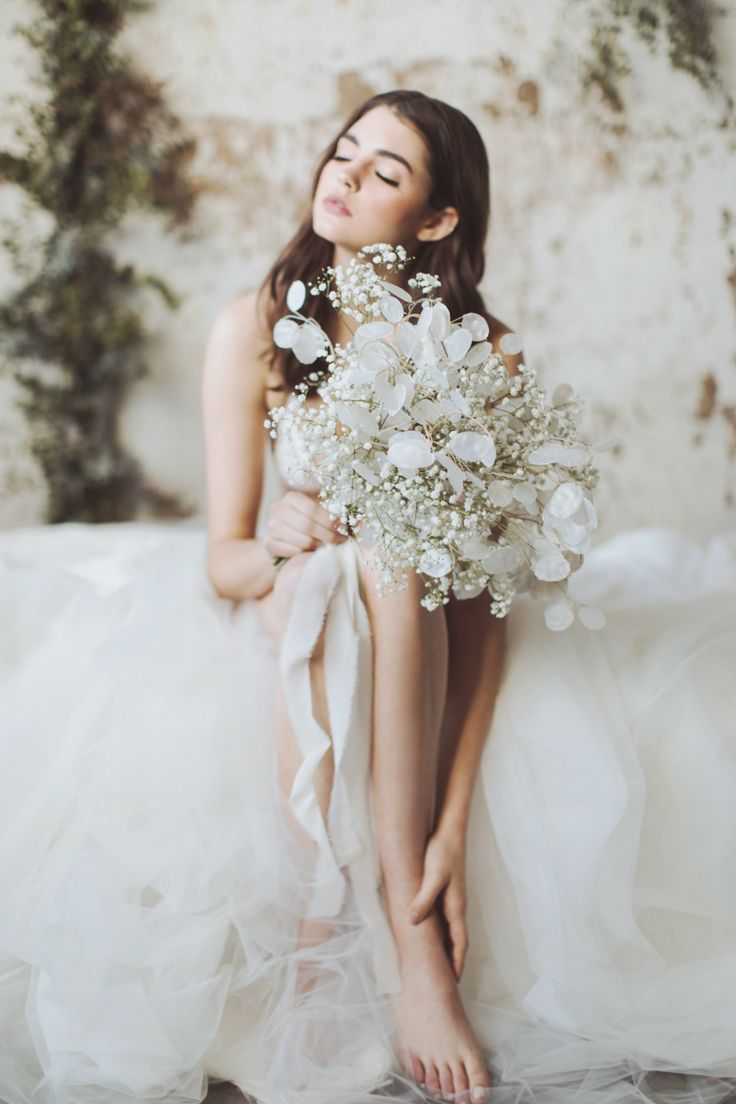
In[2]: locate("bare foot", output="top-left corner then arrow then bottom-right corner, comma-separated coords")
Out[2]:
390,909 -> 492,1104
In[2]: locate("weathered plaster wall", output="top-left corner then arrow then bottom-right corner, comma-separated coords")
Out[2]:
1,0 -> 735,542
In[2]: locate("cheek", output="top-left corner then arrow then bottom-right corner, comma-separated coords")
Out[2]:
315,162 -> 336,195
374,192 -> 426,231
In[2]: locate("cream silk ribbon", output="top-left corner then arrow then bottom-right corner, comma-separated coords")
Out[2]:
279,539 -> 402,996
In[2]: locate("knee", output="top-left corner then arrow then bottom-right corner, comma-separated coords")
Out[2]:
355,539 -> 432,612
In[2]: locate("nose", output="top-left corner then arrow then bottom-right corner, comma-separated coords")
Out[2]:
337,164 -> 358,191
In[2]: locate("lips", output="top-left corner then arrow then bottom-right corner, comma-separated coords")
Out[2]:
323,194 -> 351,216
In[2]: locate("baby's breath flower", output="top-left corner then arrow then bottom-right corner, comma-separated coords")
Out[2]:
268,243 -> 605,630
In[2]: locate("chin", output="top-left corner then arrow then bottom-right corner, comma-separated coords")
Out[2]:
311,216 -> 362,255
311,216 -> 337,245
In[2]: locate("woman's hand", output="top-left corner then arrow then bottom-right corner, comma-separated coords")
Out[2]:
408,828 -> 468,980
263,490 -> 346,560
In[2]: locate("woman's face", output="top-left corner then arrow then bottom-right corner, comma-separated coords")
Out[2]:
312,105 -> 441,263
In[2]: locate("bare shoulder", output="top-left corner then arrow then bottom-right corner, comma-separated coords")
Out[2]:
202,287 -> 273,402
211,287 -> 271,343
488,313 -> 524,379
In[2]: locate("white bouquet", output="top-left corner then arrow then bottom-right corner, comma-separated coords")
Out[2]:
266,243 -> 608,632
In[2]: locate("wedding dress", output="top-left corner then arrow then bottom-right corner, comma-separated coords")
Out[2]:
1,412 -> 736,1104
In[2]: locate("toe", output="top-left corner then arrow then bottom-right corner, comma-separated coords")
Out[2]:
452,1062 -> 470,1104
425,1062 -> 442,1098
465,1056 -> 492,1103
439,1061 -> 455,1099
412,1055 -> 426,1087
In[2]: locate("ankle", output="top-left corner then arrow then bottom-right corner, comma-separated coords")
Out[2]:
387,902 -> 444,956
380,869 -> 421,914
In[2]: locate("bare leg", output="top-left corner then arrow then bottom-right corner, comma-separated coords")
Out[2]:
355,545 -> 492,1104
257,551 -> 334,824
258,547 -> 492,1102
257,553 -> 337,993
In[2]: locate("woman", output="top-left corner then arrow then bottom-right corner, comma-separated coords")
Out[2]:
1,89 -> 735,1104
203,91 -> 522,1104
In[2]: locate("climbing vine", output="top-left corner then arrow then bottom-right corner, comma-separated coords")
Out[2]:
0,1 -> 728,521
582,0 -> 725,113
0,0 -> 201,523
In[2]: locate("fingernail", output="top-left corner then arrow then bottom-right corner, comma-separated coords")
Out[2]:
471,1088 -> 490,1102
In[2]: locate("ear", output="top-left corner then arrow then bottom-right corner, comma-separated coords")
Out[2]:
416,206 -> 459,242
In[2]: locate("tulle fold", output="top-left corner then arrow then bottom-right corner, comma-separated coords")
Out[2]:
1,521 -> 735,1103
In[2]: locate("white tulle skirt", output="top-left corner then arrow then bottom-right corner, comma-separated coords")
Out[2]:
1,517 -> 736,1104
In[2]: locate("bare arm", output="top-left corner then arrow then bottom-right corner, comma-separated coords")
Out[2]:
202,292 -> 277,601
202,291 -> 347,602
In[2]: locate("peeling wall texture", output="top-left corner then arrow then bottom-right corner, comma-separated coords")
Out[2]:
1,0 -> 735,540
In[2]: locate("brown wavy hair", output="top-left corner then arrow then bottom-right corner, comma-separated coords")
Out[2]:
258,89 -> 500,394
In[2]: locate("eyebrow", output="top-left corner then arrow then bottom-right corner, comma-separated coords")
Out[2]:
340,131 -> 414,174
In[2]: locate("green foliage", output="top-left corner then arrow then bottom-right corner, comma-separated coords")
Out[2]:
582,0 -> 725,113
0,0 -> 200,522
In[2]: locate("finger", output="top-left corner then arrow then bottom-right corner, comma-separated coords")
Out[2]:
286,496 -> 344,541
447,916 -> 468,980
409,878 -> 444,923
444,883 -> 466,927
279,505 -> 339,545
283,492 -> 330,524
265,521 -> 319,555
309,507 -> 348,542
301,512 -> 344,544
287,491 -> 335,526
440,914 -> 454,964
268,522 -> 319,553
408,885 -> 437,923
452,932 -> 468,980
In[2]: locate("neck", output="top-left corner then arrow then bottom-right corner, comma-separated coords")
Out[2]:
328,240 -> 414,282
330,242 -> 358,270
324,239 -> 413,345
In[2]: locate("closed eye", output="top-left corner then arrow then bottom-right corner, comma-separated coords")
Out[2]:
332,155 -> 399,187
